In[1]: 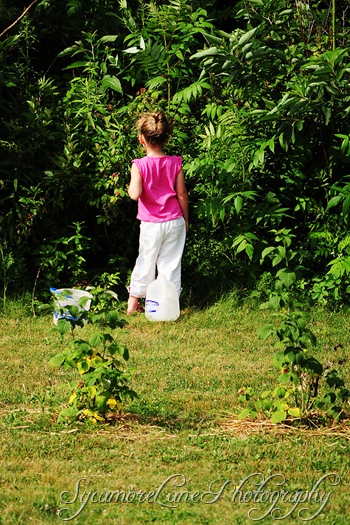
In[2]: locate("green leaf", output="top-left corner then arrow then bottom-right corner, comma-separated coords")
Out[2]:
322,106 -> 332,126
326,371 -> 345,388
278,372 -> 294,384
245,244 -> 254,261
201,32 -> 225,46
108,342 -> 125,358
91,355 -> 104,367
288,407 -> 300,418
69,305 -> 79,318
58,406 -> 79,422
340,135 -> 349,156
64,61 -> 87,70
323,392 -> 336,404
261,246 -> 275,261
276,268 -> 296,288
342,194 -> 350,216
58,46 -> 80,57
78,295 -> 91,308
261,390 -> 272,399
327,405 -> 344,421
77,359 -> 90,375
239,394 -> 249,403
103,333 -> 114,344
89,333 -> 105,347
304,357 -> 323,375
260,399 -> 273,411
274,401 -> 289,411
270,410 -> 287,424
258,323 -> 275,340
327,195 -> 342,210
238,27 -> 257,46
99,35 -> 119,43
236,240 -> 247,253
272,255 -> 283,267
268,137 -> 275,153
77,341 -> 91,354
234,195 -> 243,215
238,408 -> 251,420
101,75 -> 122,93
175,49 -> 184,61
95,393 -> 109,409
268,295 -> 282,310
122,346 -> 129,361
87,386 -> 97,398
190,47 -> 219,60
146,76 -> 167,90
55,319 -> 72,336
273,351 -> 286,368
49,353 -> 67,367
274,386 -> 287,399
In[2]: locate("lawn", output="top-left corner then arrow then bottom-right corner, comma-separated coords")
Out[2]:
0,297 -> 349,524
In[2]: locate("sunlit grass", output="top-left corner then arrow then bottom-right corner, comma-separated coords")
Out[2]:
0,298 -> 349,524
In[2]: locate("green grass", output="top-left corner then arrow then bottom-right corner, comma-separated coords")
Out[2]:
0,298 -> 349,524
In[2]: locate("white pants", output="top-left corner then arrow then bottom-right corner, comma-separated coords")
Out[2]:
129,217 -> 186,298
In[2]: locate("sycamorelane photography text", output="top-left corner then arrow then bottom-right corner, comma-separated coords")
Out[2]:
58,472 -> 341,521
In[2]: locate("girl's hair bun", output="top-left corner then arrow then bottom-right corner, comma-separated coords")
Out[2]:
136,111 -> 173,146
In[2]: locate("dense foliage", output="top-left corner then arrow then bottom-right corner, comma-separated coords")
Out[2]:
1,0 -> 350,307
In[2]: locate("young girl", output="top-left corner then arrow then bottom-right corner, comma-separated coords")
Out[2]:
127,111 -> 189,315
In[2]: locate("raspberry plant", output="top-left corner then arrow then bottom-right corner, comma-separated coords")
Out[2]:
239,310 -> 350,425
49,297 -> 137,424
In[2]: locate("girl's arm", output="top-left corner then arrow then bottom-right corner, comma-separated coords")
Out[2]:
175,168 -> 189,232
128,163 -> 143,200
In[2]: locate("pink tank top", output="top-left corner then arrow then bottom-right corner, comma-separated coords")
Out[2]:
132,155 -> 183,222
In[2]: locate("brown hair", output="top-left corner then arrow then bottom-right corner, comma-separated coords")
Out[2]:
136,111 -> 173,146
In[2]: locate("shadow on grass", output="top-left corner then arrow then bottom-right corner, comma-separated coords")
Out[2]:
105,409 -> 216,433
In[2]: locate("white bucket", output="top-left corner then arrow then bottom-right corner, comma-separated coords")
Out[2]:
50,288 -> 93,325
145,275 -> 180,322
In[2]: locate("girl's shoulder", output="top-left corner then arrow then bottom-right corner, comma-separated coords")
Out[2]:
163,155 -> 182,166
164,155 -> 182,163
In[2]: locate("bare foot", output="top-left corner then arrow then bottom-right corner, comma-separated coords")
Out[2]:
127,296 -> 144,315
